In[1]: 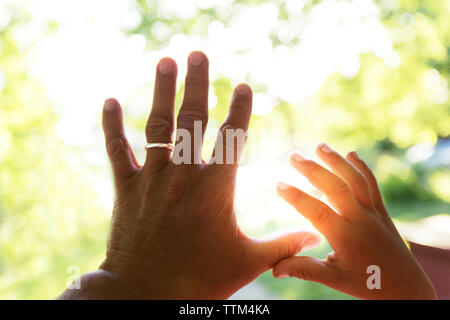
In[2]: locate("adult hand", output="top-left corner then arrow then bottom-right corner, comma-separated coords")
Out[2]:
59,51 -> 318,299
273,143 -> 436,300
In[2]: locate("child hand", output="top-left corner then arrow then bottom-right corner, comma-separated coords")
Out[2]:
274,143 -> 436,299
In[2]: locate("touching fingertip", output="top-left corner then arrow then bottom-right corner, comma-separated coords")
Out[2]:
189,51 -> 207,66
104,98 -> 118,112
290,151 -> 306,163
274,273 -> 289,279
158,57 -> 177,75
276,181 -> 291,191
348,151 -> 359,160
318,142 -> 333,154
235,83 -> 252,97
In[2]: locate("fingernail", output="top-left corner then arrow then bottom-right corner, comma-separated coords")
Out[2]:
159,58 -> 176,75
302,237 -> 318,249
349,151 -> 359,159
277,181 -> 290,191
275,273 -> 289,279
319,143 -> 332,153
104,99 -> 116,111
236,84 -> 251,96
189,51 -> 204,66
291,151 -> 305,162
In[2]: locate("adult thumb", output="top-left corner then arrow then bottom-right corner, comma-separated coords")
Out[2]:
249,231 -> 321,270
272,255 -> 337,285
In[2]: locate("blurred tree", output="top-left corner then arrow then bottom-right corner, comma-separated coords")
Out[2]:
0,15 -> 108,299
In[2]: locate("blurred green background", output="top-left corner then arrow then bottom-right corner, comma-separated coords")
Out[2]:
0,0 -> 449,299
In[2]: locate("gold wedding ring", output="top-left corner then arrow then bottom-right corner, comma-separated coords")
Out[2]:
144,142 -> 174,151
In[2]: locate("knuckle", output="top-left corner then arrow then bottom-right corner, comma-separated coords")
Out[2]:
303,161 -> 324,179
272,239 -> 298,263
302,160 -> 320,173
354,172 -> 368,189
292,192 -> 305,209
332,180 -> 350,195
219,122 -> 237,133
315,203 -> 332,223
326,153 -> 341,165
292,258 -> 312,280
106,138 -> 125,160
283,239 -> 299,258
153,174 -> 185,204
231,96 -> 251,112
177,109 -> 207,129
360,161 -> 376,181
146,117 -> 173,141
295,270 -> 311,281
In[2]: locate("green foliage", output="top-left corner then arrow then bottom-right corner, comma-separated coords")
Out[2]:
0,19 -> 108,299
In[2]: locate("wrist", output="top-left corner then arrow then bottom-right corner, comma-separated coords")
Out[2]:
57,269 -> 126,299
100,256 -> 218,299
